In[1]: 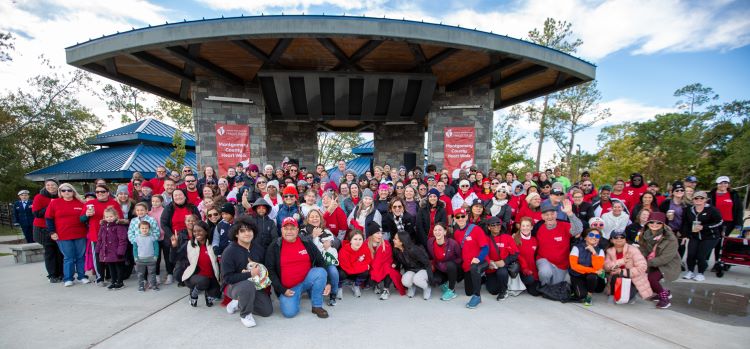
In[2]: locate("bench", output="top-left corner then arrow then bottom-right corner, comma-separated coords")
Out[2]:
10,243 -> 44,264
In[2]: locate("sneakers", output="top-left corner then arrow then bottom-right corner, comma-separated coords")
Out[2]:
336,288 -> 343,300
694,273 -> 705,282
328,295 -> 337,306
49,277 -> 62,284
165,274 -> 174,285
682,271 -> 695,280
423,287 -> 431,300
646,294 -> 660,302
241,314 -> 256,328
583,295 -> 592,306
205,295 -> 215,307
107,283 -> 116,290
138,284 -> 145,292
352,285 -> 361,298
373,284 -> 382,295
656,291 -> 672,309
226,299 -> 239,314
311,307 -> 329,318
407,286 -> 416,298
189,297 -> 198,307
441,289 -> 457,301
111,282 -> 124,291
78,278 -> 91,285
64,281 -> 74,287
466,295 -> 481,309
152,285 -> 160,291
380,288 -> 390,300
496,292 -> 508,301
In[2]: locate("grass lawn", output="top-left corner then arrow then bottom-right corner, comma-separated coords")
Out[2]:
0,225 -> 22,236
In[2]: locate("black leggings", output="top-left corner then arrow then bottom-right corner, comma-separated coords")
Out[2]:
33,226 -> 63,279
161,239 -> 175,275
433,260 -> 460,290
713,221 -> 735,262
155,239 -> 168,276
185,274 -> 221,298
687,238 -> 719,274
338,269 -> 370,283
570,273 -> 605,299
464,262 -> 488,297
520,274 -> 540,296
485,267 -> 509,296
106,262 -> 126,284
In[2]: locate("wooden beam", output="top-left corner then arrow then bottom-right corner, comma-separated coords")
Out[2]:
361,77 -> 379,119
131,51 -> 195,82
104,58 -> 118,75
179,44 -> 199,101
84,63 -> 189,105
334,76 -> 349,119
272,75 -> 295,117
446,57 -> 520,91
268,38 -> 292,65
165,46 -> 243,85
414,48 -> 459,72
412,78 -> 437,121
490,65 -> 548,89
387,78 -> 408,119
349,40 -> 382,64
231,40 -> 270,63
318,38 -> 362,71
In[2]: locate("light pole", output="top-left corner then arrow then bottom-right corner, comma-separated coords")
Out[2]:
576,144 -> 582,179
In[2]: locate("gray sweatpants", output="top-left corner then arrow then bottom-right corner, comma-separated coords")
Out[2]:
228,280 -> 274,318
136,261 -> 157,287
401,270 -> 429,290
536,258 -> 567,286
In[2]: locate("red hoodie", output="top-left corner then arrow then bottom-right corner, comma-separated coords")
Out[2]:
339,241 -> 372,275
517,235 -> 539,280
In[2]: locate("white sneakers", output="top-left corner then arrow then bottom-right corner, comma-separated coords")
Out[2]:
407,286 -> 416,298
226,299 -> 239,314
352,285 -> 361,298
682,271 -> 695,280
64,281 -> 73,287
241,314 -> 256,328
78,278 -> 90,285
423,287 -> 431,300
694,273 -> 706,282
379,288 -> 390,300
336,288 -> 343,300
165,274 -> 174,285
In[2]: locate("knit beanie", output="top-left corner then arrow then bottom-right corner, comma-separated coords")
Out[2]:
282,185 -> 298,198
221,202 -> 235,215
116,184 -> 129,194
362,188 -> 374,199
428,188 -> 441,197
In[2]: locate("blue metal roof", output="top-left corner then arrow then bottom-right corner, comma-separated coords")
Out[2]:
25,144 -> 196,182
327,156 -> 372,178
351,140 -> 374,155
89,118 -> 196,147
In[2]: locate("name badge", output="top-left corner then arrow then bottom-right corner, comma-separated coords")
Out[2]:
554,237 -> 562,242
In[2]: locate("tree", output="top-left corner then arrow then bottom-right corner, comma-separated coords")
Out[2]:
155,99 -> 194,132
164,130 -> 186,172
101,83 -> 154,123
674,83 -> 719,115
490,112 -> 534,172
0,32 -> 14,62
526,18 -> 583,171
317,132 -> 365,167
548,81 -> 611,178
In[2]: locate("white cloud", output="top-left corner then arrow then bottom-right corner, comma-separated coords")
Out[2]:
197,0 -> 389,13
599,98 -> 674,125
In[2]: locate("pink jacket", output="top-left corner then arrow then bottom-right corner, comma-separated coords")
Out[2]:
604,244 -> 653,299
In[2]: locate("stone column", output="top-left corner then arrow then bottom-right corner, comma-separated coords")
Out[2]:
265,121 -> 318,169
191,78 -> 267,171
426,85 -> 494,173
373,123 -> 425,168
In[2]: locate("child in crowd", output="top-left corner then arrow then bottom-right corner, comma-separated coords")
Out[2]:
315,232 -> 340,306
96,207 -> 128,290
134,221 -> 160,292
212,203 -> 234,258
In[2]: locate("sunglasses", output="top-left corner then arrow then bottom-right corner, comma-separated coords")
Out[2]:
612,236 -> 625,240
185,180 -> 196,183
207,212 -> 220,217
587,232 -> 601,239
489,223 -> 501,227
392,205 -> 403,208
460,185 -> 469,188
283,195 -> 296,199
396,186 -> 404,189
182,170 -> 191,173
257,181 -> 266,184
95,190 -> 108,194
419,187 -> 427,191
454,215 -> 467,219
591,223 -> 604,227
60,189 -> 73,193
492,182 -> 500,185
648,221 -> 664,225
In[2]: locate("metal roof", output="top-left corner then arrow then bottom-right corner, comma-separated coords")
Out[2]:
351,140 -> 374,155
25,144 -> 197,182
90,118 -> 196,147
327,156 -> 373,178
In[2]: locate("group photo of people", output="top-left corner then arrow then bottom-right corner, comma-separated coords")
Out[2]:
24,159 -> 745,328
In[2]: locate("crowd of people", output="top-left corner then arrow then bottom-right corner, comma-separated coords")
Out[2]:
19,159 -> 745,328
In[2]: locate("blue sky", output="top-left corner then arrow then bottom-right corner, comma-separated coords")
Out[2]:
1,0 -> 749,165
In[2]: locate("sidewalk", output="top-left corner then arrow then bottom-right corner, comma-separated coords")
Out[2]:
0,255 -> 747,349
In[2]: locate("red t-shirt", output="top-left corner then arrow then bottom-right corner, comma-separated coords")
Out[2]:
149,177 -> 166,195
171,205 -> 192,232
610,192 -> 629,210
486,234 -> 519,274
185,189 -> 201,206
454,224 -> 489,272
715,192 -> 734,222
45,198 -> 87,241
536,221 -> 572,270
280,238 -> 311,289
432,240 -> 446,262
32,193 -> 54,228
83,198 -> 123,241
517,205 -> 542,225
598,200 -> 612,216
518,235 -> 538,279
323,207 -> 348,234
439,195 -> 453,216
623,185 -> 647,212
197,245 -> 215,278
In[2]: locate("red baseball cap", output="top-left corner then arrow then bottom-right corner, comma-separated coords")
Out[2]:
282,217 -> 298,227
454,208 -> 467,216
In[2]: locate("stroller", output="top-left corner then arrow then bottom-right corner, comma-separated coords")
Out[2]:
715,215 -> 750,278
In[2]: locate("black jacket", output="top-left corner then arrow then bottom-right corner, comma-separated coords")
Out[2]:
483,200 -> 513,226
572,201 -> 592,230
13,200 -> 34,227
265,237 -> 328,296
382,211 -> 417,242
220,241 -> 266,288
416,199 -> 447,248
253,214 -> 278,250
393,245 -> 434,283
681,205 -> 724,240
708,189 -> 743,226
624,222 -> 644,244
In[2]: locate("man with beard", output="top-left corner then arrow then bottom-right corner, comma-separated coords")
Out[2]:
590,185 -> 629,218
183,174 -> 202,206
623,173 -> 648,212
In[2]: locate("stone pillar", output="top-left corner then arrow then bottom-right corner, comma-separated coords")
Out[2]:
373,123 -> 425,168
192,78 -> 267,171
426,85 -> 494,173
265,121 -> 318,168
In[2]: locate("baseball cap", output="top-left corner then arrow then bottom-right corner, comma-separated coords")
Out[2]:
540,202 -> 557,213
454,208 -> 467,216
282,217 -> 298,227
684,175 -> 698,183
17,190 -> 29,195
693,191 -> 708,199
716,176 -> 730,184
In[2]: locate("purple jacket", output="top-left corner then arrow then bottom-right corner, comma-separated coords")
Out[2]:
95,221 -> 129,263
427,237 -> 462,273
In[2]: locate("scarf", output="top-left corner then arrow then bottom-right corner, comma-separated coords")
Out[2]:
490,198 -> 508,217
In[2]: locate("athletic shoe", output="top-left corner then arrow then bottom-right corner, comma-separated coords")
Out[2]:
165,274 -> 173,285
380,288 -> 390,300
407,286 -> 416,298
107,283 -> 116,290
441,289 -> 457,301
241,314 -> 256,328
111,282 -> 124,291
496,292 -> 508,301
49,277 -> 62,284
439,282 -> 449,294
138,285 -> 145,292
423,287 -> 431,300
352,285 -> 361,298
646,294 -> 660,302
656,299 -> 671,309
373,284 -> 382,295
311,307 -> 329,318
694,273 -> 705,282
64,281 -> 74,287
584,295 -> 592,306
682,271 -> 695,280
189,297 -> 198,307
78,278 -> 90,285
328,295 -> 337,306
336,288 -> 343,300
152,285 -> 160,291
226,299 -> 239,314
205,295 -> 215,307
466,295 -> 481,309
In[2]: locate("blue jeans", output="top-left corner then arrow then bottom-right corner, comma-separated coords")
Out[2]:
57,238 -> 87,282
279,267 -> 327,318
326,265 -> 339,294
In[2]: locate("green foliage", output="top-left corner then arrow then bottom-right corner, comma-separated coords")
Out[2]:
101,83 -> 154,124
165,130 -> 186,173
154,99 -> 194,132
491,113 -> 534,173
673,83 -> 719,115
719,119 -> 750,185
0,32 -> 14,62
317,132 -> 365,168
0,58 -> 102,201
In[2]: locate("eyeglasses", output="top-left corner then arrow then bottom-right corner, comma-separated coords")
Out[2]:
612,236 -> 625,240
134,183 -> 141,186
648,221 -> 664,225
454,215 -> 467,219
207,212 -> 220,217
419,187 -> 427,191
492,182 -> 500,185
396,186 -> 404,189
95,190 -> 108,194
460,185 -> 469,188
60,189 -> 73,193
693,197 -> 706,200
587,232 -> 601,239
185,180 -> 196,183
674,189 -> 684,192
290,169 -> 298,172
392,205 -> 403,208
256,181 -> 267,185
283,195 -> 296,199
306,176 -> 314,179
156,170 -> 166,173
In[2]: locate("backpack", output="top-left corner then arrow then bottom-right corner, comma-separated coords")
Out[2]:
538,281 -> 572,303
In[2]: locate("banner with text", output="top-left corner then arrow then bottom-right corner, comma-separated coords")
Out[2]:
215,123 -> 250,177
444,127 -> 475,179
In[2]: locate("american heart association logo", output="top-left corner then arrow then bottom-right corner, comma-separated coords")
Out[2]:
217,127 -> 225,136
445,129 -> 453,138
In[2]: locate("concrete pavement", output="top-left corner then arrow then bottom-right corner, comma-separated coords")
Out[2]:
0,255 -> 747,349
